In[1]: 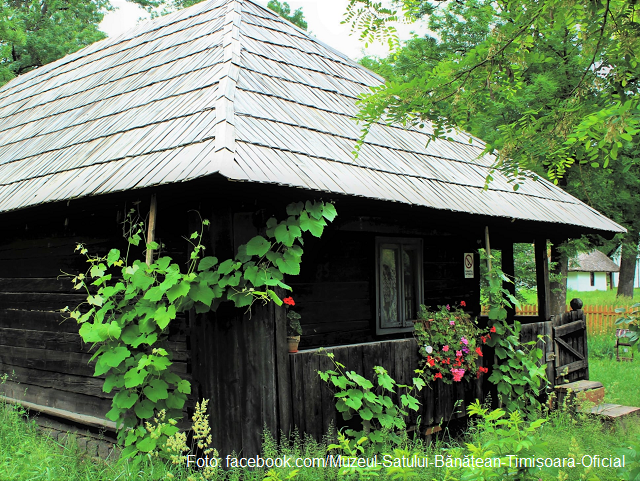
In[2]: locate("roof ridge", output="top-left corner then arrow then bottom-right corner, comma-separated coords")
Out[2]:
211,0 -> 243,175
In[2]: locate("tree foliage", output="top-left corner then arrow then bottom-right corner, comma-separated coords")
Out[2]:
0,0 -> 112,85
267,0 -> 307,30
349,0 -> 640,187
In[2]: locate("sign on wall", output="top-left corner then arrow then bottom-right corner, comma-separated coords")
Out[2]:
464,253 -> 474,278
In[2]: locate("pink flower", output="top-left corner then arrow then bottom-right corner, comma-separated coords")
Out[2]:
442,345 -> 449,352
450,320 -> 455,326
446,304 -> 450,310
461,337 -> 468,345
456,350 -> 463,357
451,368 -> 466,382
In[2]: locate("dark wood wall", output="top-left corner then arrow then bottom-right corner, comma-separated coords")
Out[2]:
0,192 -> 191,432
289,215 -> 482,350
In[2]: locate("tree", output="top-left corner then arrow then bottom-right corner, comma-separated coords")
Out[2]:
348,0 -> 640,186
0,0 -> 111,85
267,0 -> 307,30
357,0 -> 640,300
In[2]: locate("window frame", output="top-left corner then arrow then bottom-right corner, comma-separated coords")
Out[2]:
375,237 -> 424,335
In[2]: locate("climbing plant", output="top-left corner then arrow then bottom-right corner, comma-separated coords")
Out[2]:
65,200 -> 337,458
483,258 -> 548,414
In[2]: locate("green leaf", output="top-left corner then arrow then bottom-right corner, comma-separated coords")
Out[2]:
198,256 -> 218,271
103,373 -> 125,393
274,224 -> 296,247
322,203 -> 338,221
113,390 -> 138,409
143,285 -> 164,302
188,282 -> 216,307
98,346 -> 131,372
166,280 -> 190,303
299,212 -> 326,237
134,399 -> 155,419
154,304 -> 176,330
124,368 -> 148,388
267,289 -> 283,306
107,249 -> 121,266
275,255 -> 300,275
143,379 -> 169,403
359,407 -> 373,421
177,379 -> 191,394
286,202 -> 304,216
305,200 -> 324,220
246,236 -> 271,257
166,392 -> 187,410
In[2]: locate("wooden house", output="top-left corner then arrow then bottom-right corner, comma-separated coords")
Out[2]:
0,0 -> 624,458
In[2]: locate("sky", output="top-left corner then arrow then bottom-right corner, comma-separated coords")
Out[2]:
99,0 -> 426,61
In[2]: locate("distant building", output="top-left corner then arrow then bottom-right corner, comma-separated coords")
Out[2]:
568,251 -> 620,291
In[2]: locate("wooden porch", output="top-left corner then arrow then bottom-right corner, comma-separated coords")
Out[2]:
288,338 -> 484,439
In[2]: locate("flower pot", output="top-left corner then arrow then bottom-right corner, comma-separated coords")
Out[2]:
287,336 -> 301,353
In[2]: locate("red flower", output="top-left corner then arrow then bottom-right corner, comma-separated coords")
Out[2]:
481,335 -> 487,344
475,347 -> 483,357
427,356 -> 435,367
490,326 -> 496,333
460,301 -> 466,307
283,297 -> 295,306
477,366 -> 489,378
434,372 -> 443,380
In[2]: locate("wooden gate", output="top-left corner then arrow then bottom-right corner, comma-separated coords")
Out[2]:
520,308 -> 588,387
552,309 -> 588,385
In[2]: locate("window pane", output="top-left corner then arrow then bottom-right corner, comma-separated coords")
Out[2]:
380,246 -> 401,326
403,246 -> 417,322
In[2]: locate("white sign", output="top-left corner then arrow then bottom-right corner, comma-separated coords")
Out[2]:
464,253 -> 474,278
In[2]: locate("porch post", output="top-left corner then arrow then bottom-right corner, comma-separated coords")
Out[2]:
502,240 -> 516,322
535,237 -> 550,321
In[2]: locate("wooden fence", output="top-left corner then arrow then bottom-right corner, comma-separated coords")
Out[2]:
481,305 -> 629,335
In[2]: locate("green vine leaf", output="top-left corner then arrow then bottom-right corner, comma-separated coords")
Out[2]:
143,379 -> 169,402
246,236 -> 271,256
198,256 -> 218,271
134,400 -> 155,419
113,390 -> 138,409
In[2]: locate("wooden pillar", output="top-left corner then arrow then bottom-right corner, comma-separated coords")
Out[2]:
535,237 -> 550,321
549,239 -> 568,317
145,194 -> 157,265
502,241 -> 516,322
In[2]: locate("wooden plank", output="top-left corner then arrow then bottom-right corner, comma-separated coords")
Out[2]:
274,290 -> 292,440
0,380 -> 111,421
0,309 -> 75,332
0,278 -> 77,293
554,320 -> 585,337
555,337 -> 585,361
1,395 -> 116,431
501,241 -> 516,322
535,237 -> 550,321
0,363 -> 110,398
556,359 -> 588,377
145,193 -> 157,265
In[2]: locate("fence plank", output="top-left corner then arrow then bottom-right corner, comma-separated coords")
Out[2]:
480,303 -> 630,335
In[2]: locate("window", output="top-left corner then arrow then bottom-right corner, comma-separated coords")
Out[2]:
590,272 -> 595,287
375,237 -> 423,333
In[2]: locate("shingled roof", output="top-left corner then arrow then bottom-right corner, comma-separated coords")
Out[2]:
569,250 -> 620,273
0,0 -> 624,234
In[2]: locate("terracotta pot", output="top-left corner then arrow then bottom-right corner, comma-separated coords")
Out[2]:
287,336 -> 300,353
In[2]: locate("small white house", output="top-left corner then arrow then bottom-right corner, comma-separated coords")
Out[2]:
567,250 -> 620,291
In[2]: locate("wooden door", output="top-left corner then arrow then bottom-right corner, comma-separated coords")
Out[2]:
552,309 -> 589,385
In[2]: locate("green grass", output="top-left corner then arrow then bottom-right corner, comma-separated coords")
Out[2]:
2,338 -> 640,481
588,333 -> 640,406
517,288 -> 640,307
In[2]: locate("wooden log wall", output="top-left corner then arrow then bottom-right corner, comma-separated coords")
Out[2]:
289,339 -> 483,440
0,195 -> 192,431
289,224 -> 481,350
